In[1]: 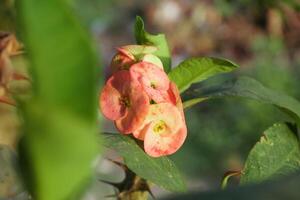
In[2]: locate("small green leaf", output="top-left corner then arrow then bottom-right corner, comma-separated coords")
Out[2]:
240,123 -> 300,184
168,57 -> 238,93
135,16 -> 171,72
186,77 -> 300,125
104,133 -> 186,192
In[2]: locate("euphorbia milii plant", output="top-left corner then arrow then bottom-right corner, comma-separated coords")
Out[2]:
100,44 -> 187,157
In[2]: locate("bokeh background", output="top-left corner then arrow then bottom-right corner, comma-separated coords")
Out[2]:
0,0 -> 300,199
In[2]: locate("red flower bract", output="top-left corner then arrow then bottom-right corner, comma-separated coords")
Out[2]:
130,62 -> 170,103
110,50 -> 135,72
100,70 -> 149,133
138,102 -> 186,157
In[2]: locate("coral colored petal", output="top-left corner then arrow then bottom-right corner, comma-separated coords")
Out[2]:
145,89 -> 170,103
148,103 -> 182,132
169,82 -> 186,122
133,124 -> 148,140
130,62 -> 169,90
133,102 -> 182,140
144,121 -> 187,157
108,70 -> 132,94
115,79 -> 150,134
100,81 -> 125,120
134,103 -> 186,157
111,53 -> 135,72
100,71 -> 131,120
130,62 -> 169,102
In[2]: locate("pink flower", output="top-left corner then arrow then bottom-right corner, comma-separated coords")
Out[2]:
100,44 -> 187,157
100,70 -> 150,133
132,81 -> 187,157
130,62 -> 170,103
134,102 -> 186,157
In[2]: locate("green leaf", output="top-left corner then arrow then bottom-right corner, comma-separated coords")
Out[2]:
186,77 -> 300,125
135,16 -> 171,72
240,123 -> 300,184
168,57 -> 238,93
104,133 -> 186,192
20,106 -> 99,200
18,1 -> 99,119
17,1 -> 100,200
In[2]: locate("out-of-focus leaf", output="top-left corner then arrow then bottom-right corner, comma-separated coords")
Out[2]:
168,57 -> 238,93
284,0 -> 300,11
17,1 -> 100,200
18,1 -> 98,119
186,77 -> 300,125
135,16 -> 171,72
20,105 -> 99,200
162,171 -> 300,200
241,123 -> 300,184
104,133 -> 186,192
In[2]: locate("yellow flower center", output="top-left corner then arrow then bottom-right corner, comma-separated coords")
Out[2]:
150,82 -> 156,89
153,120 -> 166,134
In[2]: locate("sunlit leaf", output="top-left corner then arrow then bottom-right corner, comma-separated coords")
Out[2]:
104,133 -> 186,192
135,16 -> 171,72
168,57 -> 238,93
240,123 -> 300,184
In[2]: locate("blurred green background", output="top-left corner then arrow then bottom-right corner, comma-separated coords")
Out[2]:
0,0 -> 300,199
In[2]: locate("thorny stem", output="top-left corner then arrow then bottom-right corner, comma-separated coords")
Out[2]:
100,159 -> 154,200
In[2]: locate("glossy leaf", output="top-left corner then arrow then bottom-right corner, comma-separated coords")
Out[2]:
186,77 -> 300,125
104,133 -> 186,192
168,57 -> 238,93
135,16 -> 171,72
240,123 -> 300,184
17,1 -> 100,200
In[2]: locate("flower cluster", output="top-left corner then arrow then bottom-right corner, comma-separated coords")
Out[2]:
100,45 -> 187,157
